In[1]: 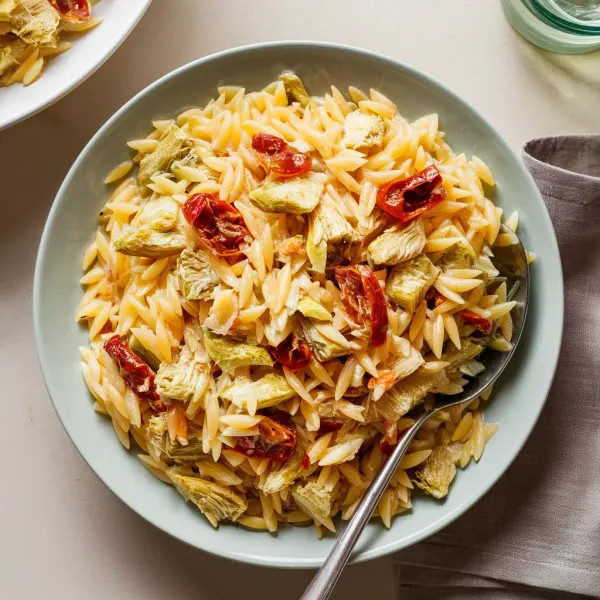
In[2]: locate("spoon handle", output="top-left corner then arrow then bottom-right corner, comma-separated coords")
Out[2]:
301,410 -> 432,600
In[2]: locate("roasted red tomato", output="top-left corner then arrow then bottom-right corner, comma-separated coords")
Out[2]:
335,264 -> 388,346
103,336 -> 166,412
234,408 -> 297,461
268,334 -> 311,371
460,310 -> 492,335
50,0 -> 91,21
376,165 -> 446,223
251,133 -> 312,177
182,193 -> 249,264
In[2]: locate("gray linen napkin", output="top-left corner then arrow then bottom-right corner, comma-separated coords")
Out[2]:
394,136 -> 600,600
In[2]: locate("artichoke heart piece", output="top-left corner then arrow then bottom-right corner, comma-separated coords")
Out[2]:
177,248 -> 219,301
114,226 -> 188,257
130,336 -> 161,372
146,413 -> 169,460
343,110 -> 385,151
373,370 -> 448,423
299,317 -> 349,362
292,477 -> 340,522
136,196 -> 179,232
138,124 -> 192,186
307,195 -> 359,273
436,240 -> 475,271
297,296 -> 332,322
167,471 -> 247,526
219,374 -> 295,410
0,44 -> 15,77
146,414 -> 205,464
0,33 -> 28,60
204,328 -> 273,372
367,219 -> 426,266
166,435 -> 204,463
440,338 -> 484,372
10,0 -> 59,45
155,346 -> 210,405
249,177 -> 323,215
280,71 -> 310,107
386,254 -> 439,313
259,446 -> 307,495
412,442 -> 463,499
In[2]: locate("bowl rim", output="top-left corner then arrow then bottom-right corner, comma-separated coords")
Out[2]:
33,40 -> 564,568
0,0 -> 154,131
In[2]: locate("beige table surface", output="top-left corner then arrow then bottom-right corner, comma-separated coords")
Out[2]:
1,1 -> 599,599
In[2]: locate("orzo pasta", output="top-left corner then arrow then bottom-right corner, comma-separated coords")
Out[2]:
78,72 -> 525,535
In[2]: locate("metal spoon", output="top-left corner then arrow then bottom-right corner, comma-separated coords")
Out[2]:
302,226 -> 529,600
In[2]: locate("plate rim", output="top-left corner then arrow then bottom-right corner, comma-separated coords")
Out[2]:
33,40 -> 564,568
0,0 -> 153,131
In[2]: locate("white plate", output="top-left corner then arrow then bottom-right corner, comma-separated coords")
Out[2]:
0,0 -> 153,130
34,42 -> 563,568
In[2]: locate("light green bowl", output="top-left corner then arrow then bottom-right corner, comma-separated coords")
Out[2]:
33,42 -> 563,568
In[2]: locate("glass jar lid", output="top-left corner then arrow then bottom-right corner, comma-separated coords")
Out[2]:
502,0 -> 600,53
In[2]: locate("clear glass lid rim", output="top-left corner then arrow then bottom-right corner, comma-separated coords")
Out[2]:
530,0 -> 600,32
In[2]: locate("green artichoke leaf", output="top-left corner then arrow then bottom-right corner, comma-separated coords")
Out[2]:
177,248 -> 220,301
249,177 -> 323,215
367,219 -> 426,266
386,254 -> 439,313
279,71 -> 310,107
167,471 -> 247,526
219,374 -> 295,410
204,328 -> 274,372
114,226 -> 188,257
155,346 -> 211,405
138,124 -> 192,186
412,442 -> 463,499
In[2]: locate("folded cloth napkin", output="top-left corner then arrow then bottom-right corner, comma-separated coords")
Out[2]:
394,136 -> 600,599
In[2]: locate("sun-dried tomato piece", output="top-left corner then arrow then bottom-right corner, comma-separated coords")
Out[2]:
182,193 -> 249,264
251,133 -> 312,178
335,264 -> 388,346
234,408 -> 296,462
50,0 -> 91,21
426,292 -> 446,310
460,310 -> 492,335
376,165 -> 446,224
317,418 -> 344,437
268,334 -> 311,371
103,336 -> 166,412
380,438 -> 396,456
302,453 -> 310,469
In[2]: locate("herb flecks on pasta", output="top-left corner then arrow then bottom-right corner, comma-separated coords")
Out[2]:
78,72 -> 524,535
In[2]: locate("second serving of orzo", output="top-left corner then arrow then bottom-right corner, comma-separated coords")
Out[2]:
77,72 -> 529,536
